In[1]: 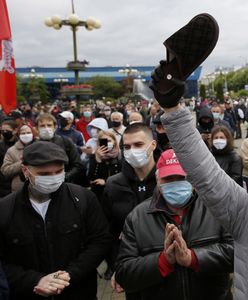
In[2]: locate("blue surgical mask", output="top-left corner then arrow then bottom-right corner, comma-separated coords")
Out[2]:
212,112 -> 220,120
160,180 -> 193,208
83,111 -> 92,118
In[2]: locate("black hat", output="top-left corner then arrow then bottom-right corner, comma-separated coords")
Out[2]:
8,110 -> 23,119
23,141 -> 69,166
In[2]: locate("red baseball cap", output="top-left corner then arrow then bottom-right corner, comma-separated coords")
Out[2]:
157,149 -> 186,179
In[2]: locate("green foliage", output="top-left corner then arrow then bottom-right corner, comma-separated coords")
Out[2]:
16,75 -> 26,103
24,78 -> 50,104
236,89 -> 248,97
86,76 -> 125,99
199,84 -> 206,99
216,82 -> 224,102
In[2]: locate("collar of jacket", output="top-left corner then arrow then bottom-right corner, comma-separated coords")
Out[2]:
147,188 -> 197,216
17,180 -> 65,207
121,160 -> 157,183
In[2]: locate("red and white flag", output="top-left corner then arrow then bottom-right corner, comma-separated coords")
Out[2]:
0,0 -> 16,114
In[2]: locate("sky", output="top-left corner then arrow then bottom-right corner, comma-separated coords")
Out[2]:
6,0 -> 248,77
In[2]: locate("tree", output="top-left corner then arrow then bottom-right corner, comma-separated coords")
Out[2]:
199,84 -> 206,99
24,78 -> 50,104
86,76 -> 125,99
216,82 -> 224,102
16,75 -> 26,103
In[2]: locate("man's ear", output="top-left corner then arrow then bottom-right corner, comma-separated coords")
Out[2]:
152,139 -> 157,150
21,164 -> 29,180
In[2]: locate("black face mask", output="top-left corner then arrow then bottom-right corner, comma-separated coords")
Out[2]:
112,121 -> 121,128
2,130 -> 13,141
60,117 -> 68,128
157,132 -> 169,146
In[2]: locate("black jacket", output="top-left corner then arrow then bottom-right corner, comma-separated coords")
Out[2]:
88,155 -> 122,201
212,148 -> 243,185
0,262 -> 8,300
115,192 -> 234,300
102,161 -> 157,239
0,182 -> 111,300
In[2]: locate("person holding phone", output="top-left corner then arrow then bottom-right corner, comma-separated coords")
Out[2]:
88,130 -> 122,202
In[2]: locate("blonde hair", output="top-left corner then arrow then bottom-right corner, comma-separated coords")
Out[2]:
98,130 -> 118,149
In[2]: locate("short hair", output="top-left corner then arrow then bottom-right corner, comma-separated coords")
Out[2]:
1,119 -> 18,130
111,111 -> 123,120
35,113 -> 57,126
124,123 -> 153,141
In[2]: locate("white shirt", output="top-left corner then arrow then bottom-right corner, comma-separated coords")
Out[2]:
30,198 -> 51,220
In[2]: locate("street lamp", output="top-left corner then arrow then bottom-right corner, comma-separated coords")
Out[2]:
45,0 -> 101,100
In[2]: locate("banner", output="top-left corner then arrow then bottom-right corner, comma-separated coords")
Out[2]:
0,0 -> 16,114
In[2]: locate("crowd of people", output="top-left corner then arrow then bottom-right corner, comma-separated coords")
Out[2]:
0,95 -> 248,299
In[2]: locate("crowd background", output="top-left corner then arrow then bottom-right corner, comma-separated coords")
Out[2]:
1,95 -> 248,298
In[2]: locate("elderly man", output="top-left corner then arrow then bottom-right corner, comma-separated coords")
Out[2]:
115,149 -> 234,300
128,112 -> 144,125
108,112 -> 126,145
0,141 -> 111,300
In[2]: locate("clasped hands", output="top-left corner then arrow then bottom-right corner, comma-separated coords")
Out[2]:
33,270 -> 70,297
164,223 -> 192,267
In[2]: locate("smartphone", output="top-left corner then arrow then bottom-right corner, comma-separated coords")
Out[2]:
99,138 -> 108,147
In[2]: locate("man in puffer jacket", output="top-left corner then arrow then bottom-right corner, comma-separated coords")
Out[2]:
115,149 -> 234,300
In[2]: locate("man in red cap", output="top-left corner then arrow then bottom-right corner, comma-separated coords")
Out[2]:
115,149 -> 234,300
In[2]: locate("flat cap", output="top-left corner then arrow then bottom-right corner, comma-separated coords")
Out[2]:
23,141 -> 69,166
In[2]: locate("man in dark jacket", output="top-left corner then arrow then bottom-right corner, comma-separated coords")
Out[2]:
102,123 -> 157,282
0,141 -> 111,300
115,149 -> 234,300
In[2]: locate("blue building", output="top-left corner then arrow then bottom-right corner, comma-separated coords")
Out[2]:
16,65 -> 201,99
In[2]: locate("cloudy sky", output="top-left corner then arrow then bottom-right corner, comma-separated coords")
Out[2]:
6,0 -> 248,77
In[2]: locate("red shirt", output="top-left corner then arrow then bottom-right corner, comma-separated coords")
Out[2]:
158,212 -> 200,277
76,116 -> 94,142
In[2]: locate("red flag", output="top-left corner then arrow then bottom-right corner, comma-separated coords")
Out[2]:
0,0 -> 16,114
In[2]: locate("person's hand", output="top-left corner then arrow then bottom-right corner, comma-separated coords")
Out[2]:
95,146 -> 108,161
33,271 -> 70,297
91,179 -> 106,186
111,273 -> 124,293
163,223 -> 177,265
150,60 -> 185,109
81,146 -> 94,155
173,228 -> 192,267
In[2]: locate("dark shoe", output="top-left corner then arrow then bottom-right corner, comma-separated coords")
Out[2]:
150,13 -> 219,108
103,267 -> 113,281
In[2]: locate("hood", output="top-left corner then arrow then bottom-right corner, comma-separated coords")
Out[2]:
86,118 -> 109,136
197,107 -> 214,133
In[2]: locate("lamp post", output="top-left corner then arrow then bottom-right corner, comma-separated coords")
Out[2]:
45,0 -> 101,100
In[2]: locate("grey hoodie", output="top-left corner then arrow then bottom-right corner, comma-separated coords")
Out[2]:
161,106 -> 248,300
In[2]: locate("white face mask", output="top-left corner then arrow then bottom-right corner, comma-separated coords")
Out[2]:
19,133 -> 33,144
124,143 -> 152,168
29,170 -> 65,194
90,128 -> 99,138
107,142 -> 114,151
39,127 -> 54,140
213,138 -> 227,150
